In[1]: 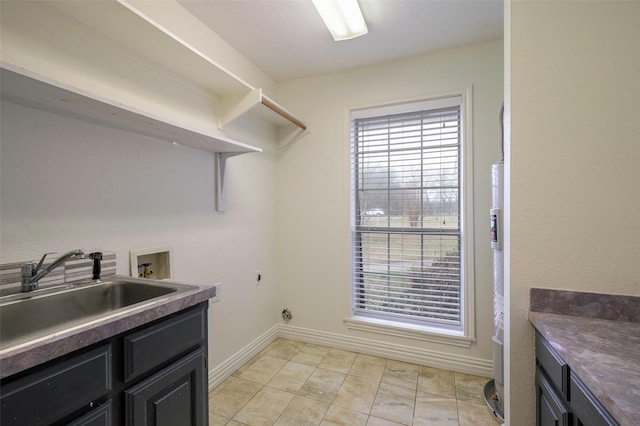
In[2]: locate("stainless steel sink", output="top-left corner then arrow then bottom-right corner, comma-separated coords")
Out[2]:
0,279 -> 194,351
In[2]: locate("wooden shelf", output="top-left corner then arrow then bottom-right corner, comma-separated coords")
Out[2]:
0,0 -> 308,211
48,0 -> 306,131
49,0 -> 249,98
0,65 -> 261,155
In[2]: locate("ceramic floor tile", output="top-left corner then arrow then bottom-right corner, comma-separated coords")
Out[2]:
222,377 -> 265,396
209,377 -> 263,418
418,366 -> 456,398
209,389 -> 252,419
320,404 -> 369,426
274,395 -> 330,426
300,343 -> 332,356
318,348 -> 358,374
291,344 -> 331,367
333,374 -> 379,414
349,354 -> 387,381
415,390 -> 458,405
209,340 -> 497,426
457,400 -> 499,426
264,338 -> 306,361
366,416 -> 406,426
381,360 -> 419,390
299,368 -> 346,403
268,361 -> 316,393
370,382 -> 416,425
454,372 -> 490,404
413,398 -> 459,426
233,387 -> 295,426
208,412 -> 230,426
210,377 -> 233,396
239,356 -> 288,385
233,353 -> 263,377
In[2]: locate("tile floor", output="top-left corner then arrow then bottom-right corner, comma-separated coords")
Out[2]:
209,339 -> 500,426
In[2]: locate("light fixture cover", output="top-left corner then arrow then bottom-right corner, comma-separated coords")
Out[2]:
312,0 -> 368,41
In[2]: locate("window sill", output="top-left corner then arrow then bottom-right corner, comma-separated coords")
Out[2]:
344,316 -> 474,348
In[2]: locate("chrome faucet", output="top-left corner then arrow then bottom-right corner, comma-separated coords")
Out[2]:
21,249 -> 85,292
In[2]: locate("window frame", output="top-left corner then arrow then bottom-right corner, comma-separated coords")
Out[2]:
346,89 -> 475,346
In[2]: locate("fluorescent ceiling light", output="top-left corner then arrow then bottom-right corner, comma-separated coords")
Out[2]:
312,0 -> 368,41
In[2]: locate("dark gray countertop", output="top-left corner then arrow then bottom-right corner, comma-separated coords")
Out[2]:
530,289 -> 640,426
0,277 -> 216,379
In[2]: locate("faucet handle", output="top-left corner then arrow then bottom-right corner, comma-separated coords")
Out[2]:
34,252 -> 56,272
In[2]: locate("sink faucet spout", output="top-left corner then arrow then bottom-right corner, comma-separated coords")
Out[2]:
21,249 -> 85,292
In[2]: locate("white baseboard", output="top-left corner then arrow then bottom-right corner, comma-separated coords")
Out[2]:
208,323 -> 492,391
278,324 -> 493,377
208,325 -> 279,389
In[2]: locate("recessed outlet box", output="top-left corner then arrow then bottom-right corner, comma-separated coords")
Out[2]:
130,247 -> 173,280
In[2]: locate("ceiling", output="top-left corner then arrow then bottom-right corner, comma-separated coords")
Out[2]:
178,0 -> 504,83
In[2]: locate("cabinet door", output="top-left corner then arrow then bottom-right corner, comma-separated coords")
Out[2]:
125,348 -> 207,426
537,367 -> 570,426
66,400 -> 112,426
536,332 -> 569,398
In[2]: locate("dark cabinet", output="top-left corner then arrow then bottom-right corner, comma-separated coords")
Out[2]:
535,332 -> 618,426
570,371 -> 618,426
0,303 -> 208,426
0,345 -> 112,425
123,307 -> 206,382
125,348 -> 207,426
536,367 -> 570,426
67,400 -> 113,426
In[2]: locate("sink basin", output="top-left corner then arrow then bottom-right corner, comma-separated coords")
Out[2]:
0,279 -> 193,351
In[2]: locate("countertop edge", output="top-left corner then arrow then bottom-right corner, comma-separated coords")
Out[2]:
530,311 -> 637,426
0,280 -> 216,379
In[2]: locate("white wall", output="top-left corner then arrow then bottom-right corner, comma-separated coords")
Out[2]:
0,100 -> 280,370
275,40 -> 503,370
0,0 -> 286,374
505,1 -> 640,424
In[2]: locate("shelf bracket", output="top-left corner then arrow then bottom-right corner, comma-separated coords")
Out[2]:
216,152 -> 244,212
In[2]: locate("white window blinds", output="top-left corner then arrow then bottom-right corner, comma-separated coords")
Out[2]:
352,99 -> 462,328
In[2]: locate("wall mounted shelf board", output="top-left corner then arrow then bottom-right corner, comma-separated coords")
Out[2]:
47,0 -> 306,132
1,64 -> 261,212
1,0 -> 306,211
0,64 -> 261,155
49,0 -> 249,97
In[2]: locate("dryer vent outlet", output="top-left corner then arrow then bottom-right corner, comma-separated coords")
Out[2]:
282,308 -> 292,321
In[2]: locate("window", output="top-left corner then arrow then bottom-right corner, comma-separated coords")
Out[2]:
350,95 -> 472,338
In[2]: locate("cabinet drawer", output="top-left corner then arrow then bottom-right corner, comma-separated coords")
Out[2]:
0,345 -> 111,425
536,332 -> 568,397
569,371 -> 619,426
124,306 -> 206,381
